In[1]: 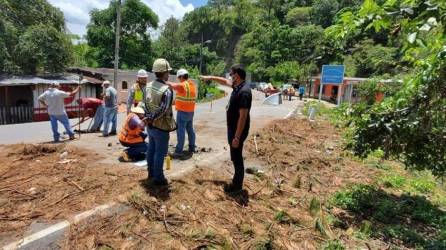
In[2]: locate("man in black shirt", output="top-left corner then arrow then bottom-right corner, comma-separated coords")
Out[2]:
200,65 -> 252,193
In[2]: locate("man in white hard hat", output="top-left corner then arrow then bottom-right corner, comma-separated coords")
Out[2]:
127,69 -> 148,114
101,80 -> 118,137
38,81 -> 81,142
141,58 -> 176,186
167,69 -> 197,159
118,106 -> 148,162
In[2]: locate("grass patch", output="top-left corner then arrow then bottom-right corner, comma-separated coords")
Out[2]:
409,178 -> 436,194
329,184 -> 446,248
323,239 -> 345,250
354,220 -> 373,240
254,237 -> 273,250
197,85 -> 225,103
379,174 -> 407,188
274,210 -> 299,225
237,223 -> 254,238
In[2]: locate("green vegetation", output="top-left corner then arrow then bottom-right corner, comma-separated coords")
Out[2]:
274,210 -> 299,225
86,0 -> 158,69
0,0 -> 72,74
330,0 -> 446,177
323,239 -> 345,250
329,177 -> 446,248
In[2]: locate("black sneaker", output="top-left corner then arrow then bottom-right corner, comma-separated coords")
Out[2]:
170,152 -> 184,160
109,131 -> 117,136
224,183 -> 242,194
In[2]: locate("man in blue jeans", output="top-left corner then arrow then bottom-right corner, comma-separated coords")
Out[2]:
38,81 -> 81,142
167,69 -> 197,159
142,59 -> 176,186
102,80 -> 118,136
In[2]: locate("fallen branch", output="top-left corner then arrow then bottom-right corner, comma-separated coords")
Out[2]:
0,188 -> 37,199
254,135 -> 259,154
131,230 -> 151,242
48,193 -> 71,207
69,181 -> 84,191
249,181 -> 268,197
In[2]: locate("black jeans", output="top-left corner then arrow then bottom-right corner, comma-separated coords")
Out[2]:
229,140 -> 245,189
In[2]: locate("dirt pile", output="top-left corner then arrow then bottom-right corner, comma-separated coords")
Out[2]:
0,143 -> 145,244
244,118 -> 377,194
60,118 -> 378,249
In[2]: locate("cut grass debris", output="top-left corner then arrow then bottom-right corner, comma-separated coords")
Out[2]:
274,210 -> 299,225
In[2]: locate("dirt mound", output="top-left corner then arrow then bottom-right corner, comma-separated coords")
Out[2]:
60,118 -> 378,249
0,143 -> 144,245
246,118 -> 338,169
22,144 -> 59,155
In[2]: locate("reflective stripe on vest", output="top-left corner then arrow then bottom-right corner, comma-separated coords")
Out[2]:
175,80 -> 196,112
118,113 -> 144,144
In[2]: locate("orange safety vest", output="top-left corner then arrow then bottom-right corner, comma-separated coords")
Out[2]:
118,113 -> 144,144
175,80 -> 197,112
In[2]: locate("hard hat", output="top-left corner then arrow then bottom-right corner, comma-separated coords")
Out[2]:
176,69 -> 189,78
50,81 -> 60,87
137,69 -> 148,78
102,80 -> 111,86
81,79 -> 89,84
130,106 -> 145,115
152,58 -> 172,73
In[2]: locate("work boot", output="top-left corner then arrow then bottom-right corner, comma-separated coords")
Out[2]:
170,151 -> 184,160
109,131 -> 117,136
118,151 -> 132,162
224,183 -> 242,194
147,178 -> 168,187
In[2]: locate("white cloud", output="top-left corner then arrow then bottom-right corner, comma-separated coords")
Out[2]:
48,0 -> 194,37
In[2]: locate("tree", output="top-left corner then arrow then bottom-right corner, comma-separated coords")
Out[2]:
0,0 -> 72,74
72,42 -> 98,68
236,23 -> 324,81
267,61 -> 302,85
350,39 -> 398,77
17,24 -> 72,74
331,0 -> 446,176
154,17 -> 186,69
311,0 -> 340,28
86,0 -> 158,69
286,7 -> 312,26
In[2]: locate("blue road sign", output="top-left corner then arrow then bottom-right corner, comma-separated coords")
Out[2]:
321,65 -> 345,85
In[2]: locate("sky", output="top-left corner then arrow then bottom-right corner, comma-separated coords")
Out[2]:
47,0 -> 208,37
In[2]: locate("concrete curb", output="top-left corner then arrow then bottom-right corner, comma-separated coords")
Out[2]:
2,202 -> 125,250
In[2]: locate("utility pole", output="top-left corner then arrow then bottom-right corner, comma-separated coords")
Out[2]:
199,32 -> 212,75
199,32 -> 203,74
113,0 -> 122,89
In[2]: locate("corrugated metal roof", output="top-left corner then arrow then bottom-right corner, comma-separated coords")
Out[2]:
0,75 -> 80,86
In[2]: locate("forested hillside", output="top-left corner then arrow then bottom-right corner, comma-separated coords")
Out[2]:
73,0 -> 405,85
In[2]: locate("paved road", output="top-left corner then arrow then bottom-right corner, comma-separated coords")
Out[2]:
0,89 -> 305,249
0,88 -> 302,145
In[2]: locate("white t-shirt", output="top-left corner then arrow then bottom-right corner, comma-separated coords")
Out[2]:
38,88 -> 70,115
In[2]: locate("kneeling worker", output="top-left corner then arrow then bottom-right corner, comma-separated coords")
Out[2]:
167,69 -> 197,159
118,106 -> 148,162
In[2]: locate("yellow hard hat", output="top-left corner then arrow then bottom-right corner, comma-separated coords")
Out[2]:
152,58 -> 172,73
